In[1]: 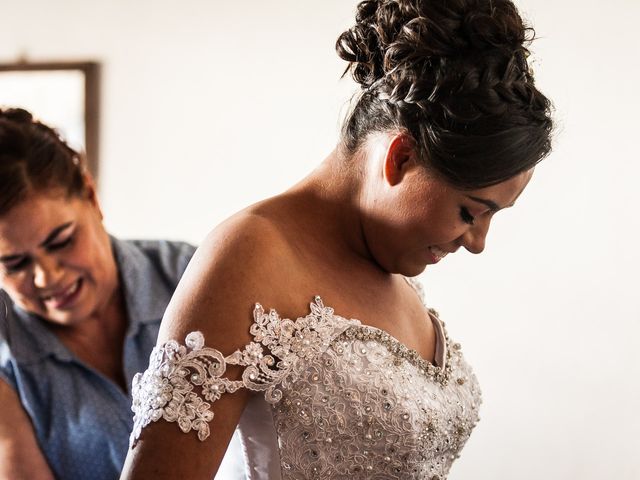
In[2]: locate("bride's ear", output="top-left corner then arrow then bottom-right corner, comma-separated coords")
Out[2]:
383,133 -> 418,187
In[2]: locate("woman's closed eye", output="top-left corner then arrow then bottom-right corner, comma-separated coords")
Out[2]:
1,235 -> 74,274
3,257 -> 31,273
46,235 -> 74,252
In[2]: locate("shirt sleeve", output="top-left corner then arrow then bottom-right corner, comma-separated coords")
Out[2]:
131,239 -> 196,289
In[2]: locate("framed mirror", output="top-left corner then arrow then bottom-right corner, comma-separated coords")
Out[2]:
0,61 -> 100,179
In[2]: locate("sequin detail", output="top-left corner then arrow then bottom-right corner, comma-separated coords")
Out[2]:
339,311 -> 453,386
130,291 -> 482,479
129,297 -> 356,445
274,332 -> 481,478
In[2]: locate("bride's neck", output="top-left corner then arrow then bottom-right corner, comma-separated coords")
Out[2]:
282,147 -> 374,265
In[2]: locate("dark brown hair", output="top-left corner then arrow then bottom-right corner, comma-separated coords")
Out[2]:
0,108 -> 86,215
337,0 -> 553,189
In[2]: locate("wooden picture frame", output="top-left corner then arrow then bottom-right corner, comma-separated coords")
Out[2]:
0,61 -> 101,179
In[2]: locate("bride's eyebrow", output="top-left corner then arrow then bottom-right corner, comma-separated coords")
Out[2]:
465,195 -> 511,213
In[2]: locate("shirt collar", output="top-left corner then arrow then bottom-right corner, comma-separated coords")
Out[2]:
110,236 -> 172,335
4,295 -> 73,364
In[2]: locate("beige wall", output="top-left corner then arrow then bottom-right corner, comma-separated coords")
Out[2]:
1,0 -> 638,478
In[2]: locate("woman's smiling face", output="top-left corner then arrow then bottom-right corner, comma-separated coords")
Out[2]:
0,189 -> 118,326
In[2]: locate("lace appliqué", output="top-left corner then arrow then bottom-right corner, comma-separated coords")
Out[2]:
340,317 -> 453,386
130,297 -> 357,446
273,329 -> 482,479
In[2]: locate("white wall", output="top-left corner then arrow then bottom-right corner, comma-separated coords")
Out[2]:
1,0 -> 638,478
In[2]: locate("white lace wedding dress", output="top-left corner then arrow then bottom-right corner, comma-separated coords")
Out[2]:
130,282 -> 481,479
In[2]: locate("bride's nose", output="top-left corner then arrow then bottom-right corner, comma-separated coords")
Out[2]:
460,220 -> 490,255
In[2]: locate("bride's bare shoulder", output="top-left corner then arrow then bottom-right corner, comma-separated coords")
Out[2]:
157,203 -> 299,350
202,203 -> 295,274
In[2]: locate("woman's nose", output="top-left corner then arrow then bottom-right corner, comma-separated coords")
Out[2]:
33,256 -> 64,289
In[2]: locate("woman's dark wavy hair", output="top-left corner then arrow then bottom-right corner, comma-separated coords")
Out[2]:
337,0 -> 553,189
0,108 -> 86,215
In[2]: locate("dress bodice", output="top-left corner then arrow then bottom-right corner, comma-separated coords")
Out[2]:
130,287 -> 481,479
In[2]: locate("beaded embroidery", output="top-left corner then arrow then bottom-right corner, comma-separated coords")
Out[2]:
130,291 -> 482,479
130,297 -> 357,445
340,310 -> 453,386
273,333 -> 481,478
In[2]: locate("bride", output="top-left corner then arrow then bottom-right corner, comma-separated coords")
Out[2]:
120,0 -> 552,478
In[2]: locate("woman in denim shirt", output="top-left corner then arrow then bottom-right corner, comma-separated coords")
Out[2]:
0,108 -> 196,479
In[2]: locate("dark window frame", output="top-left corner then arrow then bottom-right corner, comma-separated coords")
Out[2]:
0,61 -> 101,180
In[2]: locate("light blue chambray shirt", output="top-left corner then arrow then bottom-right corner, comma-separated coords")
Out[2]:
0,237 -> 195,480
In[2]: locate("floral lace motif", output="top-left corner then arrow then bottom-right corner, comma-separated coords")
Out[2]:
130,297 -> 356,445
340,317 -> 453,386
273,330 -> 482,479
130,288 -> 482,479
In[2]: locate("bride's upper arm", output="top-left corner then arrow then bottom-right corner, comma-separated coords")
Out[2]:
120,214 -> 289,480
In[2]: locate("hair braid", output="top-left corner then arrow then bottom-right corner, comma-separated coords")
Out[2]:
337,0 -> 553,189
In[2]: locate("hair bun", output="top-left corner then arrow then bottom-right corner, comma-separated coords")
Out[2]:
335,1 -> 385,88
461,3 -> 527,51
338,0 -> 553,190
0,109 -> 29,159
0,107 -> 86,215
337,0 -> 534,96
0,107 -> 34,125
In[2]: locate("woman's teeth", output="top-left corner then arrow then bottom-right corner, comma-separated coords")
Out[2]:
43,279 -> 80,303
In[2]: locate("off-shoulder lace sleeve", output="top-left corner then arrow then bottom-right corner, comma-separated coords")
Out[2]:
129,296 -> 357,446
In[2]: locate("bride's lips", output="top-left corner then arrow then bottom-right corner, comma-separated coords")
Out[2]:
428,246 -> 449,263
42,278 -> 83,310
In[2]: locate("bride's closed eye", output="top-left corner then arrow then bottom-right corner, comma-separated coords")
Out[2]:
459,207 -> 475,225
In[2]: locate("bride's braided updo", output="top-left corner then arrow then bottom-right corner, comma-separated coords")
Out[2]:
337,0 -> 553,189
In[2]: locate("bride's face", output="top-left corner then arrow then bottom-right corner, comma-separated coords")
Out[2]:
359,136 -> 533,276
